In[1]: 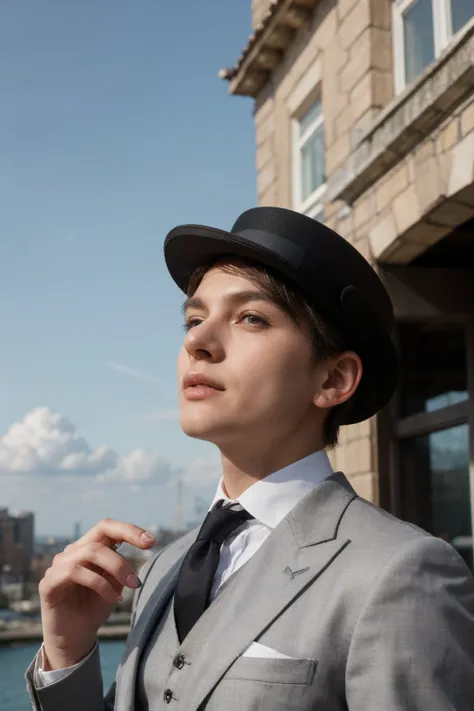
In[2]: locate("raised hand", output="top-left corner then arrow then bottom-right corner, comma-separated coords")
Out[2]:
38,518 -> 156,670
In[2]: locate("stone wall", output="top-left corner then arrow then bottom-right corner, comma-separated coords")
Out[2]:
362,97 -> 474,264
324,24 -> 474,262
255,0 -> 393,237
325,94 -> 474,257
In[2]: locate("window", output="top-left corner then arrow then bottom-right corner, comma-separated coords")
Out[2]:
292,97 -> 326,220
13,519 -> 21,544
452,0 -> 474,33
393,0 -> 474,93
403,425 -> 472,570
402,0 -> 435,85
380,321 -> 473,572
398,322 -> 468,417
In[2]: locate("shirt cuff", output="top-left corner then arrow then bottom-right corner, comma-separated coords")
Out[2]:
34,642 -> 98,688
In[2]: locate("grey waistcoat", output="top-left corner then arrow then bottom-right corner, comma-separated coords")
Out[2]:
136,597 -> 180,711
135,565 -> 246,711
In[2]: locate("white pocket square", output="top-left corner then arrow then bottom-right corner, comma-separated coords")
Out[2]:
241,641 -> 296,660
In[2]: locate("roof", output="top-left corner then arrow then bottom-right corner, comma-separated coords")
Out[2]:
219,0 -> 319,97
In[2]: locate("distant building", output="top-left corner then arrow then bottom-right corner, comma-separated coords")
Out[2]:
0,508 -> 35,585
73,521 -> 81,541
34,536 -> 72,558
30,535 -> 75,587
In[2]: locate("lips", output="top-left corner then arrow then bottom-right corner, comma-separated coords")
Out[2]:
183,372 -> 225,391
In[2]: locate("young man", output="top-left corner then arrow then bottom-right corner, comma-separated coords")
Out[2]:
27,207 -> 474,710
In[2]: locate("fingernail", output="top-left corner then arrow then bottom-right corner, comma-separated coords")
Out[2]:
140,531 -> 156,542
126,573 -> 142,589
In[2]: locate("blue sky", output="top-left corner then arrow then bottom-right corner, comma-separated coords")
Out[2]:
0,1 -> 256,535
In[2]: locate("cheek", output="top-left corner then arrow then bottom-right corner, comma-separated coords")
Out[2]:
234,344 -> 314,404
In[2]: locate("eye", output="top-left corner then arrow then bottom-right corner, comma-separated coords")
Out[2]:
183,318 -> 202,332
241,313 -> 269,328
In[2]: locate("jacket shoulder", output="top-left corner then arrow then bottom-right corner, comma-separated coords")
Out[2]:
340,495 -> 433,564
334,495 -> 472,613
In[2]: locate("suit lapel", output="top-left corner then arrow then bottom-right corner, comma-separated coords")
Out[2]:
180,472 -> 356,711
116,529 -> 197,711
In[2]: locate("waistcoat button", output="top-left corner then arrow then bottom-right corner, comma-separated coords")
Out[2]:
173,654 -> 185,669
163,689 -> 173,704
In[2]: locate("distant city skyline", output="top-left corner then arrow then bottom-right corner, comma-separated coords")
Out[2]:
0,1 -> 256,535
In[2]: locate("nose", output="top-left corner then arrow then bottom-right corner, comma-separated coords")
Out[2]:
184,320 -> 225,363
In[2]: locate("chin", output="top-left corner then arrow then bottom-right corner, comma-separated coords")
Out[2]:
179,411 -> 238,445
180,413 -> 220,442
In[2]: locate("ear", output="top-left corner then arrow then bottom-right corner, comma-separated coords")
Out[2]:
313,351 -> 363,411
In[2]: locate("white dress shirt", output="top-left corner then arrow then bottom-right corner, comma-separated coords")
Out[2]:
36,448 -> 333,686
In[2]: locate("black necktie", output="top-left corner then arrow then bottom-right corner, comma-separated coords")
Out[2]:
174,501 -> 252,642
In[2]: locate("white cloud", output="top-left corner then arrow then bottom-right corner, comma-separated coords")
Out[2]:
0,407 -> 116,476
0,407 -> 177,485
107,362 -> 167,387
97,449 -> 179,484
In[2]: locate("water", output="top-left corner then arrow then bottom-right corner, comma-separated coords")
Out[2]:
0,641 -> 125,711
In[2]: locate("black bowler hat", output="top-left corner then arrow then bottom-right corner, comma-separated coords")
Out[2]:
164,207 -> 398,424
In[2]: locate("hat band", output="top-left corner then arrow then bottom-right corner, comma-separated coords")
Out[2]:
235,228 -> 304,268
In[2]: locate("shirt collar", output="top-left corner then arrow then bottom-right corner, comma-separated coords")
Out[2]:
209,449 -> 333,529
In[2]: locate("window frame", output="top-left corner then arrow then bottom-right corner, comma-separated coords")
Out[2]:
291,96 -> 327,220
377,317 -> 474,571
392,0 -> 472,94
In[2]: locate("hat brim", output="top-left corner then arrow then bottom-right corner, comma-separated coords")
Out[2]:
164,224 -> 398,425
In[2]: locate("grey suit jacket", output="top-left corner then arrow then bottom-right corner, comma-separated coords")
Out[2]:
26,472 -> 474,710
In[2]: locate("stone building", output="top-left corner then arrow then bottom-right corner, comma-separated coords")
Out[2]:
221,0 -> 474,570
0,507 -> 35,585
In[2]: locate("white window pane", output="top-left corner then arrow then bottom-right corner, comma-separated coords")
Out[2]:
403,0 -> 435,84
301,123 -> 325,200
299,98 -> 322,137
451,0 -> 474,34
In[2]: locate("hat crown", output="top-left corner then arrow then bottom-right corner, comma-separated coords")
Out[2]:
231,207 -> 394,331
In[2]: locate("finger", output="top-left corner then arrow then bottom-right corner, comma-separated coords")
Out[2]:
66,519 -> 156,554
86,562 -> 124,597
40,563 -> 122,605
70,543 -> 142,590
69,566 -> 123,604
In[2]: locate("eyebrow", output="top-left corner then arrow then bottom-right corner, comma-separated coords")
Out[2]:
181,290 -> 277,315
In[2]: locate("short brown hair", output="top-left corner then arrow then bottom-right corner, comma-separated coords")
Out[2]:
187,258 -> 352,448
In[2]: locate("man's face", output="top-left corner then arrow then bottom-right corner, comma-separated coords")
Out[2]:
177,266 -> 325,448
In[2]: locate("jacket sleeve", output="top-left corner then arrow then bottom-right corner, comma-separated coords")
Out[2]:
34,642 -> 97,687
25,643 -> 109,711
25,552 -> 159,711
346,536 -> 474,710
